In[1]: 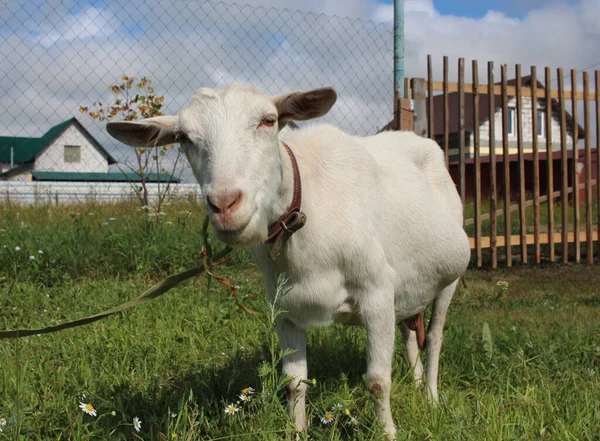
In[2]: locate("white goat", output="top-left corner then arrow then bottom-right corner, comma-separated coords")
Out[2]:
106,84 -> 471,440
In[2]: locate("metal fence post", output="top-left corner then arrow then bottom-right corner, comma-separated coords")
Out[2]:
393,0 -> 412,131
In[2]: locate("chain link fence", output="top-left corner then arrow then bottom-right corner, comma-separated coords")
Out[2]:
0,0 -> 393,204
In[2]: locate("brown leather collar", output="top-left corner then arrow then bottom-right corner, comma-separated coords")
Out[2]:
265,142 -> 306,261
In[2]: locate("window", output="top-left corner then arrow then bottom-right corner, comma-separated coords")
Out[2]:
507,107 -> 515,135
64,145 -> 81,163
537,110 -> 545,137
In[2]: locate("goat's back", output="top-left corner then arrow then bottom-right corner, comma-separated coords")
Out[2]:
273,124 -> 470,323
284,124 -> 468,267
365,130 -> 463,224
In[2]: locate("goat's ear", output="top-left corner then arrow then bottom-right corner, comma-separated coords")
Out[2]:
106,115 -> 184,147
271,87 -> 337,128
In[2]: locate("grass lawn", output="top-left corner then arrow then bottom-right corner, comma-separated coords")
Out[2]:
0,202 -> 599,440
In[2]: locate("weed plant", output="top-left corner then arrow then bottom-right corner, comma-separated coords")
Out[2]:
0,202 -> 598,440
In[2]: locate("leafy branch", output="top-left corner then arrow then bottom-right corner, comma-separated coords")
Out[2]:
80,76 -> 181,215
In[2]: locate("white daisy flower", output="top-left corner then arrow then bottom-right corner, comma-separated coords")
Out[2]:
320,412 -> 334,424
0,417 -> 6,426
348,416 -> 359,427
15,246 -> 20,251
79,402 -> 97,417
170,412 -> 177,418
224,403 -> 239,415
38,250 -> 43,254
241,386 -> 255,395
331,403 -> 344,412
239,393 -> 251,403
133,416 -> 142,432
29,255 -> 35,260
111,411 -> 116,416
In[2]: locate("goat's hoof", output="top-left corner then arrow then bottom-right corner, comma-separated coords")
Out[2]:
422,385 -> 438,403
294,431 -> 310,441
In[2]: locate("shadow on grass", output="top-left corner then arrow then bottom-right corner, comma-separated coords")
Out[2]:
99,326 -> 379,439
104,349 -> 265,415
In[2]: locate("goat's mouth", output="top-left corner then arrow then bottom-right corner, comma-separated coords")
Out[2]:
212,217 -> 253,245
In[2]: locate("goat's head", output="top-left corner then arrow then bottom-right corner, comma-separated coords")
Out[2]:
106,84 -> 337,245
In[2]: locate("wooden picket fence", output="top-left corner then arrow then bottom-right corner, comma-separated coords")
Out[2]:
398,56 -> 600,268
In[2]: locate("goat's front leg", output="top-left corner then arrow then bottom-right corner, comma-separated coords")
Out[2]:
277,318 -> 308,433
362,287 -> 397,440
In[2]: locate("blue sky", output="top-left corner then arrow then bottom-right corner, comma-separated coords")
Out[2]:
1,0 -> 598,153
380,0 -> 579,19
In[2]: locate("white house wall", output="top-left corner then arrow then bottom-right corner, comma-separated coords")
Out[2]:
470,96 -> 575,155
34,125 -> 109,173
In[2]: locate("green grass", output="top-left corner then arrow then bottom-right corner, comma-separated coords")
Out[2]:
1,203 -> 599,440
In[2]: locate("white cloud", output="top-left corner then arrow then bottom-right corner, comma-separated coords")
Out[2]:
373,0 -> 437,22
366,0 -> 600,85
0,0 -> 598,181
34,7 -> 116,47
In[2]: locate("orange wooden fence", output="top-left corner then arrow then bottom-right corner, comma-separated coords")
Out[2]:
401,56 -> 599,268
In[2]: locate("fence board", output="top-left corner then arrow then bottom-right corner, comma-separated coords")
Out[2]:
469,231 -> 599,249
571,71 -> 580,262
424,80 -> 595,101
501,64 -> 512,266
488,61 -> 498,269
558,68 -> 569,263
443,56 -> 450,168
583,71 -> 593,263
545,67 -> 555,262
465,180 -> 596,227
516,65 -> 527,263
597,71 -> 600,260
412,78 -> 427,137
531,65 -> 541,263
425,56 -> 599,267
427,55 -> 434,140
473,60 -> 482,267
458,58 -> 466,206
0,181 -> 202,205
404,77 -> 411,99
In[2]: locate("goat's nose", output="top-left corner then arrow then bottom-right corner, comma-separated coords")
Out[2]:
206,190 -> 243,215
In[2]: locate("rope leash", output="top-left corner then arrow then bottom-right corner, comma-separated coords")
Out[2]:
0,239 -> 247,339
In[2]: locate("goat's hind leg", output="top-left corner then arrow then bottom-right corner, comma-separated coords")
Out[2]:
424,279 -> 458,403
399,322 -> 424,386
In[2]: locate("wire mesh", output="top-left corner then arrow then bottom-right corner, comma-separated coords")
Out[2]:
0,0 -> 393,204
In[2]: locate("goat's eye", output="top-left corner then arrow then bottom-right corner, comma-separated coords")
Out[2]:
259,116 -> 277,128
